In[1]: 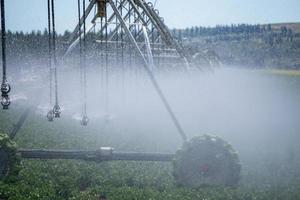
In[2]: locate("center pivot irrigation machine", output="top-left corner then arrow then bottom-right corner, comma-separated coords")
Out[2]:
0,0 -> 241,187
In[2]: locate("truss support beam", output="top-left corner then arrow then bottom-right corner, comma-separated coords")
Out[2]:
107,7 -> 135,41
135,18 -> 151,41
68,0 -> 96,44
108,0 -> 147,64
109,0 -> 188,142
136,0 -> 192,68
97,0 -> 128,35
109,0 -> 150,41
63,23 -> 95,59
127,0 -> 148,26
131,0 -> 169,46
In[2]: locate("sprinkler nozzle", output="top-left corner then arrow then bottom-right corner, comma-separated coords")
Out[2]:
81,115 -> 89,126
53,104 -> 61,118
1,82 -> 11,94
47,110 -> 55,122
1,95 -> 10,109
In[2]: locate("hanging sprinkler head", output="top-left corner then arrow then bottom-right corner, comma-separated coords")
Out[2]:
1,94 -> 10,110
1,81 -> 11,109
1,81 -> 11,93
53,104 -> 61,118
47,110 -> 55,122
81,115 -> 89,126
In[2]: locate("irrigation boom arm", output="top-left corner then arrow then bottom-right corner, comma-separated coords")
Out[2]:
19,148 -> 174,162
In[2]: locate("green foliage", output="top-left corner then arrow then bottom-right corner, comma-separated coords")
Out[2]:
0,133 -> 20,182
1,106 -> 300,199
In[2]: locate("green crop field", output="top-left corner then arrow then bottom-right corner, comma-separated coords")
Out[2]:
266,69 -> 300,76
1,71 -> 300,200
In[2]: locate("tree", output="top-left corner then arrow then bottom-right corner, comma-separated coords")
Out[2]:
280,26 -> 288,37
267,24 -> 272,32
287,28 -> 293,42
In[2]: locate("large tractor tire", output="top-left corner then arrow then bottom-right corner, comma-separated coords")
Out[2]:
174,135 -> 241,187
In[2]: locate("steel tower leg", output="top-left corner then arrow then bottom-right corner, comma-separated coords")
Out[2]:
108,0 -> 188,141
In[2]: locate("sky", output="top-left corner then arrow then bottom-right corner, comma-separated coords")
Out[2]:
5,0 -> 300,33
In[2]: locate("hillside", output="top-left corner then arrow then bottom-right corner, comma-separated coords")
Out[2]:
271,22 -> 300,33
173,22 -> 300,69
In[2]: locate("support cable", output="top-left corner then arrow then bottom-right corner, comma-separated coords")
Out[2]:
115,0 -> 119,66
104,2 -> 109,115
120,2 -> 124,67
128,2 -> 133,88
77,0 -> 83,121
81,0 -> 89,126
120,0 -> 125,104
46,0 -> 55,121
1,0 -> 11,110
77,0 -> 84,125
128,3 -> 132,68
51,0 -> 61,118
100,17 -> 104,91
77,0 -> 83,76
133,9 -> 137,72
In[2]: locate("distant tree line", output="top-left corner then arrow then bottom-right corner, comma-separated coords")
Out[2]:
1,23 -> 299,69
2,24 -> 298,60
2,29 -> 93,69
171,24 -> 300,69
172,24 -> 297,45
